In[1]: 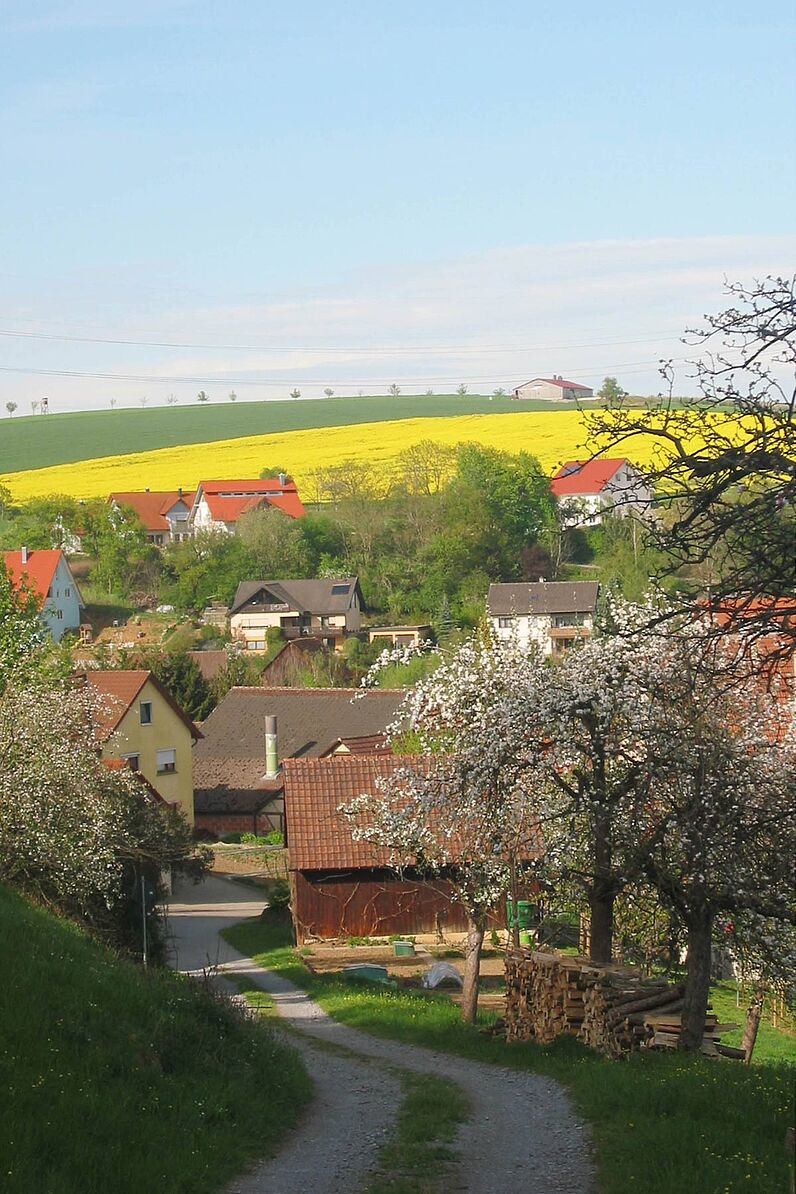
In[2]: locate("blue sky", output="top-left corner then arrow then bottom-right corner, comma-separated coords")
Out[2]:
0,1 -> 794,412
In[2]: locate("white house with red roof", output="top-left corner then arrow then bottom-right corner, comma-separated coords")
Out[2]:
512,376 -> 594,401
190,476 -> 306,533
3,547 -> 83,641
550,458 -> 652,526
108,488 -> 195,545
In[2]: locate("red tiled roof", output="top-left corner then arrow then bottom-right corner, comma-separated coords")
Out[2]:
550,458 -> 628,496
84,670 -> 203,742
3,549 -> 64,605
519,377 -> 593,391
85,670 -> 150,739
283,754 -> 414,870
109,491 -> 194,533
197,478 -> 306,522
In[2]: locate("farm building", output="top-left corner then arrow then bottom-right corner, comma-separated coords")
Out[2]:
512,376 -> 593,401
488,580 -> 600,655
283,753 -> 473,941
550,458 -> 652,526
192,686 -> 403,838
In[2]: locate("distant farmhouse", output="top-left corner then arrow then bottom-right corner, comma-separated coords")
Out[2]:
512,376 -> 594,401
550,458 -> 652,527
229,577 -> 363,652
3,547 -> 83,642
488,580 -> 600,655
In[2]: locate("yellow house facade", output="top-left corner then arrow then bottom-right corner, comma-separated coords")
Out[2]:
86,670 -> 200,825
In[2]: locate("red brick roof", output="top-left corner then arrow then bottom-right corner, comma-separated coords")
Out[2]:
550,458 -> 628,496
109,491 -> 194,533
283,754 -> 415,870
3,549 -> 64,605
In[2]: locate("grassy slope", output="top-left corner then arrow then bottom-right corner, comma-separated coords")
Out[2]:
224,918 -> 795,1194
0,886 -> 311,1194
0,393 -> 590,474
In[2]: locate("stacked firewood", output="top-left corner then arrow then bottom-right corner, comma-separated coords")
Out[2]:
504,949 -> 588,1044
505,949 -> 742,1058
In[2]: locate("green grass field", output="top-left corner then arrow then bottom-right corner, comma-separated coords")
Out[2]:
0,393 -> 594,474
224,917 -> 796,1194
0,886 -> 311,1194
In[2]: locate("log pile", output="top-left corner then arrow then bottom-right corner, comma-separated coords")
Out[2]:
505,949 -> 742,1059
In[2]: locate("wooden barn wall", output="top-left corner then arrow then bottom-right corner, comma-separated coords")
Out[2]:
292,869 -> 471,941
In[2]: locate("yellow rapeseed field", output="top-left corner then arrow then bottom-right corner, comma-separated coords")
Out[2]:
0,410 -> 692,503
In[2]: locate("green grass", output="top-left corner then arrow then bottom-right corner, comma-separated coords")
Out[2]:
0,886 -> 312,1194
0,393 -> 564,474
223,916 -> 795,1194
366,1074 -> 469,1194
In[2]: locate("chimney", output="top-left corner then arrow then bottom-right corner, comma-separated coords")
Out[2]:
21,545 -> 28,564
278,472 -> 287,487
265,715 -> 280,778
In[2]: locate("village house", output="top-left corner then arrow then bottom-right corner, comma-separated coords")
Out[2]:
190,476 -> 305,533
192,686 -> 403,839
512,376 -> 594,401
550,458 -> 652,526
487,580 -> 600,655
108,489 -> 195,545
3,547 -> 83,642
229,577 -> 363,651
85,670 -> 201,825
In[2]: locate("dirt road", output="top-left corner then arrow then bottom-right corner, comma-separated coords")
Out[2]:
166,875 -> 595,1194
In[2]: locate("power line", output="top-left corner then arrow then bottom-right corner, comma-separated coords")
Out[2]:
0,356 -> 688,387
0,325 -> 683,356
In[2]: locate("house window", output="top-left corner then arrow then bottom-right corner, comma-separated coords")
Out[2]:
247,640 -> 266,650
64,587 -> 71,597
497,617 -> 514,628
156,748 -> 177,774
139,701 -> 152,725
54,609 -> 64,619
330,583 -> 349,595
123,754 -> 140,772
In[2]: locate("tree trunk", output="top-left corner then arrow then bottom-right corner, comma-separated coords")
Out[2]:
741,982 -> 766,1064
589,887 -> 614,963
460,916 -> 485,1025
680,910 -> 713,1052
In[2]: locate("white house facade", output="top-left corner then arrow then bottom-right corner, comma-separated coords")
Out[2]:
487,581 -> 600,656
550,458 -> 653,527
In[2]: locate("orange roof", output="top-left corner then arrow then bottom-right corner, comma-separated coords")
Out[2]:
550,458 -> 629,496
109,491 -> 194,533
197,478 -> 306,522
84,670 -> 203,742
3,549 -> 64,605
85,670 -> 150,739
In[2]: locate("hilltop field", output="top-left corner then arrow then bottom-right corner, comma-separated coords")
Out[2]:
0,395 -> 707,503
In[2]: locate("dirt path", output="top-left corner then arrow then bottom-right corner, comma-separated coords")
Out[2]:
166,875 -> 595,1194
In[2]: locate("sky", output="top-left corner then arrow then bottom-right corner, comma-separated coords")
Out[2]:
0,1 -> 794,413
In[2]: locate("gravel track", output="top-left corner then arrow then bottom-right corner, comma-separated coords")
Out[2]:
166,876 -> 595,1194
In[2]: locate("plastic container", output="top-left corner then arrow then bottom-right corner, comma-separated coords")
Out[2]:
506,899 -> 535,930
518,929 -> 532,947
393,941 -> 415,957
